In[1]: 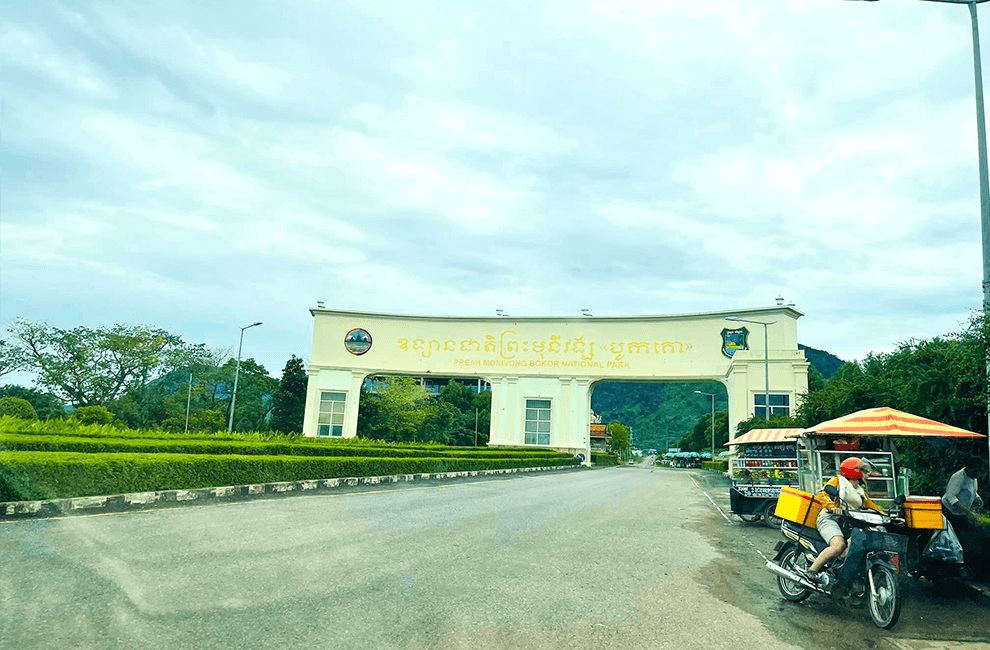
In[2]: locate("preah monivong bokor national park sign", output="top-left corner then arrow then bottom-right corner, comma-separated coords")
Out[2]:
304,306 -> 810,464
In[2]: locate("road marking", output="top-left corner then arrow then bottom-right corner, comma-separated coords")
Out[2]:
689,475 -> 732,523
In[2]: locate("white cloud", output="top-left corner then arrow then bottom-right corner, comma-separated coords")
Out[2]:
2,0 -> 987,370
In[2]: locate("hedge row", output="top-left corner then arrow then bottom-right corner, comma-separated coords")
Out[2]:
0,451 -> 583,501
0,417 -> 551,455
591,452 -> 618,466
702,461 -> 728,472
0,433 -> 573,460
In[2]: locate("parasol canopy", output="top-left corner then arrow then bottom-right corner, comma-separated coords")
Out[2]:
727,428 -> 803,445
798,407 -> 985,439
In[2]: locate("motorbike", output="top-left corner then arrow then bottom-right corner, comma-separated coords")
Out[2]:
765,485 -> 910,630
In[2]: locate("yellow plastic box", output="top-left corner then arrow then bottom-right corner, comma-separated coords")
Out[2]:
775,487 -> 824,526
903,496 -> 944,530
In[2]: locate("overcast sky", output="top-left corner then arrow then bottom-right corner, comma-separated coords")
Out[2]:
2,0 -> 988,382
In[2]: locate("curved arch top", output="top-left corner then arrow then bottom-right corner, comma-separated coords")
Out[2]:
303,306 -> 810,462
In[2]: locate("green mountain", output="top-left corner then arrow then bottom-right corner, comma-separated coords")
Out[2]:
798,344 -> 844,378
590,344 -> 845,451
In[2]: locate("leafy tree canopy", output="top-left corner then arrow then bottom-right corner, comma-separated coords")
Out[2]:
270,356 -> 308,433
9,319 -> 209,407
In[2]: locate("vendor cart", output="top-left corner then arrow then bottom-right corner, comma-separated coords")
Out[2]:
727,429 -> 803,527
783,407 -> 986,580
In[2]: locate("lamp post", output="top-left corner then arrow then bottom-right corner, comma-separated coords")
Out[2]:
694,390 -> 716,460
845,0 -> 990,502
228,321 -> 262,433
726,317 -> 776,422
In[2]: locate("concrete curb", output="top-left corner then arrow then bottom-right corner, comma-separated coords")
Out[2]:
0,464 -> 589,521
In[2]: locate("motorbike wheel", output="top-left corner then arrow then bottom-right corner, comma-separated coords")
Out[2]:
763,500 -> 783,529
776,545 -> 813,602
867,565 -> 901,630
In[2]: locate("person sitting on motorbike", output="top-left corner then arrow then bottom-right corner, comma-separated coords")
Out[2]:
804,457 -> 885,581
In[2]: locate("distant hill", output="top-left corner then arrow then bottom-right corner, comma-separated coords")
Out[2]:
591,344 -> 845,451
799,344 -> 844,378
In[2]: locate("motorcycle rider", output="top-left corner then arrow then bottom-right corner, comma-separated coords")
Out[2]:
802,457 -> 885,583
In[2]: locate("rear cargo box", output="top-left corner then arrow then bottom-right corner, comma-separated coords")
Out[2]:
775,487 -> 824,526
904,496 -> 944,530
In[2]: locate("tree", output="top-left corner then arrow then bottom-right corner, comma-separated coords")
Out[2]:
269,356 -> 308,433
73,405 -> 115,426
161,409 -> 225,433
608,421 -> 630,457
438,381 -> 475,413
0,396 -> 38,420
223,358 -> 278,432
735,414 -> 804,437
417,401 -> 459,444
9,319 -> 207,407
0,385 -> 65,420
370,377 -> 431,442
0,340 -> 28,378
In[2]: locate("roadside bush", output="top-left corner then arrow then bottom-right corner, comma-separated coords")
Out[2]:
160,410 -> 226,433
72,406 -> 115,426
0,397 -> 38,420
592,452 -> 618,466
0,451 -> 582,501
702,461 -> 728,472
0,432 -> 575,461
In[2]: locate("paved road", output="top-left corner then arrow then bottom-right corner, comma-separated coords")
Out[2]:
0,466 -> 986,649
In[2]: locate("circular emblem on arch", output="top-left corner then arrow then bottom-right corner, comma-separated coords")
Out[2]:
344,328 -> 372,355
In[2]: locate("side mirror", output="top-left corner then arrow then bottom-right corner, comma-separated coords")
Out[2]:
824,484 -> 839,499
895,495 -> 906,505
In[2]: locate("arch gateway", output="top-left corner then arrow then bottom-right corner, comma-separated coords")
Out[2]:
303,307 -> 810,463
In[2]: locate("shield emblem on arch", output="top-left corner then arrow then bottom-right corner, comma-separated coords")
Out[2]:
720,327 -> 749,358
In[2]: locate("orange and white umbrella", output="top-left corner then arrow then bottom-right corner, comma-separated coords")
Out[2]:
799,407 -> 985,439
727,428 -> 803,445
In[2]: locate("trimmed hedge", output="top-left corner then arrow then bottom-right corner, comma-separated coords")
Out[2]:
591,452 -> 618,466
0,433 -> 573,460
702,461 -> 728,472
0,417 -> 558,455
0,451 -> 582,501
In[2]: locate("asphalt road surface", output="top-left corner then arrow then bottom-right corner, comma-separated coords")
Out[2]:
1,466 -> 987,649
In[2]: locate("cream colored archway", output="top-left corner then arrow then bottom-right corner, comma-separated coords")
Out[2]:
303,307 -> 810,463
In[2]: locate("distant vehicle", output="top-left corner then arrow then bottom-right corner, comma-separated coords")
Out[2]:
628,460 -> 635,465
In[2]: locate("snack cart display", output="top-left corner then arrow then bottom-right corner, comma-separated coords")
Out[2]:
728,429 -> 803,527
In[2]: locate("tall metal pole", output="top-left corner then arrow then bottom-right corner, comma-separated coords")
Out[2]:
228,329 -> 245,434
228,321 -> 262,434
764,323 -> 771,422
710,394 -> 715,459
184,373 -> 193,435
969,0 -> 990,493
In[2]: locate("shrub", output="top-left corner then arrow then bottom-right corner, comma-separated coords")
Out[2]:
0,451 -> 582,501
592,452 -> 618,466
72,406 -> 115,426
0,397 -> 38,420
0,432 -> 576,461
702,461 -> 728,472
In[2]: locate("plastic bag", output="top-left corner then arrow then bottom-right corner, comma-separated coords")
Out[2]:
922,517 -> 965,565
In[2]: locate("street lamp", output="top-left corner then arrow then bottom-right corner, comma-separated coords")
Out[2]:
845,0 -> 990,521
695,390 -> 717,460
228,321 -> 263,433
726,317 -> 776,422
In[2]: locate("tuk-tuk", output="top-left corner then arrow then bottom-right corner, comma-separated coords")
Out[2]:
728,428 -> 802,527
